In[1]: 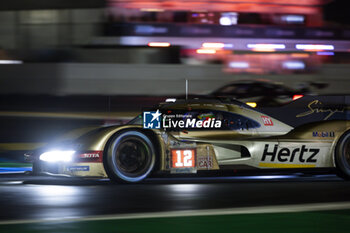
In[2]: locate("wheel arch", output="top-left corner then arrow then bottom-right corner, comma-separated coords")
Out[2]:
333,128 -> 350,169
101,127 -> 163,176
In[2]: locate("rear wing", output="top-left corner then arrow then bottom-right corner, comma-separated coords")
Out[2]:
260,95 -> 350,127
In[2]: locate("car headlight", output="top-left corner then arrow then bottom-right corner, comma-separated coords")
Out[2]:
39,150 -> 75,162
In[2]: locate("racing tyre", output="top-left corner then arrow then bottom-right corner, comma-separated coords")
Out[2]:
105,131 -> 156,183
335,131 -> 350,180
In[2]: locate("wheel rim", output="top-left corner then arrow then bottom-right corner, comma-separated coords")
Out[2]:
108,132 -> 155,182
108,131 -> 155,182
115,137 -> 150,176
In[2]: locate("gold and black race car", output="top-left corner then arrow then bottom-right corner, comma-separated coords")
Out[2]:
25,96 -> 350,183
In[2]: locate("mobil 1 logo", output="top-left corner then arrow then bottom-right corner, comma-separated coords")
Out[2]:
261,144 -> 319,163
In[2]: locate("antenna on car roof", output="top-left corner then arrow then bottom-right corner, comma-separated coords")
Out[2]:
186,79 -> 188,100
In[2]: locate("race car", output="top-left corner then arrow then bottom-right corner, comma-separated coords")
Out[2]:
210,80 -> 311,107
174,79 -> 328,108
25,96 -> 350,183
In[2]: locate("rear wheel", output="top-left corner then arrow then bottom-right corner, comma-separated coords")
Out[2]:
104,131 -> 156,183
335,131 -> 350,180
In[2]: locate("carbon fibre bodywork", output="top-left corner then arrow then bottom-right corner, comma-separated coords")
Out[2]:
27,96 -> 350,179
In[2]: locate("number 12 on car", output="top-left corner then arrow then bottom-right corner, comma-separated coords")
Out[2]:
171,149 -> 196,168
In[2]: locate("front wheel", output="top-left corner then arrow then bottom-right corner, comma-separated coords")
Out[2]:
335,131 -> 350,180
104,131 -> 156,183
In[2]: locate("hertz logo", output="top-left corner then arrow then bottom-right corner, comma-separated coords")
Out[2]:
261,144 -> 319,163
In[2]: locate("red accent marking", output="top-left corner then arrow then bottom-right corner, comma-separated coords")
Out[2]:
171,149 -> 196,168
293,94 -> 304,101
75,151 -> 103,163
261,115 -> 274,126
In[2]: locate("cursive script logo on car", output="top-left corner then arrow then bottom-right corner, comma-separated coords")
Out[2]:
296,100 -> 344,120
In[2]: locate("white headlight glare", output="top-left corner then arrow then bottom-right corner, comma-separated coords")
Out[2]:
39,150 -> 75,162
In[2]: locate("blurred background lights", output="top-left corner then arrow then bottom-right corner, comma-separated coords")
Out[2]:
148,42 -> 171,47
202,42 -> 225,49
283,61 -> 306,70
0,60 -> 23,64
281,15 -> 305,23
296,44 -> 334,50
219,12 -> 238,26
196,49 -> 217,54
247,44 -> 286,50
228,61 -> 249,69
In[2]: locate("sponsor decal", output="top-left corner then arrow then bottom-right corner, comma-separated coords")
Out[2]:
261,144 -> 319,163
312,131 -> 335,137
80,153 -> 100,158
261,116 -> 273,126
163,117 -> 221,129
171,149 -> 196,168
67,166 -> 89,172
143,110 -> 222,129
197,156 -> 213,169
143,110 -> 162,129
296,100 -> 345,120
76,151 -> 103,162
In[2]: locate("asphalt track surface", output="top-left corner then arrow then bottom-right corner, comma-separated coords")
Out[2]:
0,173 -> 349,222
